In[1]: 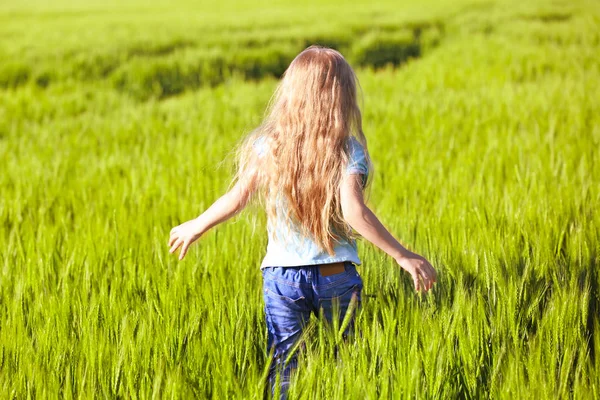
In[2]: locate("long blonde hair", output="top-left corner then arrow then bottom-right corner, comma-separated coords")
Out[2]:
235,45 -> 371,255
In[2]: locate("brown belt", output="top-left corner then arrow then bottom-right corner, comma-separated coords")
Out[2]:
319,262 -> 346,277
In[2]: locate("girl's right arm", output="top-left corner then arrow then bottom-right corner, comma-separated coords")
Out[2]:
168,172 -> 258,261
340,173 -> 437,292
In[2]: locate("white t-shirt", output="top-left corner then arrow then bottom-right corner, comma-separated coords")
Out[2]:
252,135 -> 369,268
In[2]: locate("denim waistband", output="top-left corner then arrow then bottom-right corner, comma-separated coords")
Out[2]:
261,261 -> 359,291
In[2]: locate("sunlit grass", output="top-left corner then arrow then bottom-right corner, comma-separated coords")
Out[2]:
0,0 -> 599,398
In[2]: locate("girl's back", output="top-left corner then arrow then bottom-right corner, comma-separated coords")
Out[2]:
255,134 -> 369,268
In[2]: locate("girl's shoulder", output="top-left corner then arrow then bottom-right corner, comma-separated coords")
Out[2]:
345,136 -> 370,179
346,135 -> 364,153
252,135 -> 271,159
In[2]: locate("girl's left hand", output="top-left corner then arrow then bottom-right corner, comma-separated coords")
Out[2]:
168,219 -> 203,260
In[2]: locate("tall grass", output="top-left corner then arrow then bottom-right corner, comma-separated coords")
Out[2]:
1,0 -> 599,398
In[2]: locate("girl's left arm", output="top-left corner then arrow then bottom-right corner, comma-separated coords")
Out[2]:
168,174 -> 257,260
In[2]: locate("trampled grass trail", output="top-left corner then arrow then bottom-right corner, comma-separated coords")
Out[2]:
1,0 -> 599,398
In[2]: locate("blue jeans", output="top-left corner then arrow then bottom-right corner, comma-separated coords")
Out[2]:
262,261 -> 363,399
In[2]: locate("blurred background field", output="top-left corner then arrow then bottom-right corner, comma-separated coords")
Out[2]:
1,0 -> 599,398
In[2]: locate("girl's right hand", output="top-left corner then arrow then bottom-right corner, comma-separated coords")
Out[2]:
168,218 -> 204,260
395,253 -> 437,293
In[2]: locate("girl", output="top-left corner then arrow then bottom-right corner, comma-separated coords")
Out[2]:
168,45 -> 437,398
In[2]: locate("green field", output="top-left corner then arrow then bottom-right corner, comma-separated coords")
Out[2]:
1,0 -> 599,398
